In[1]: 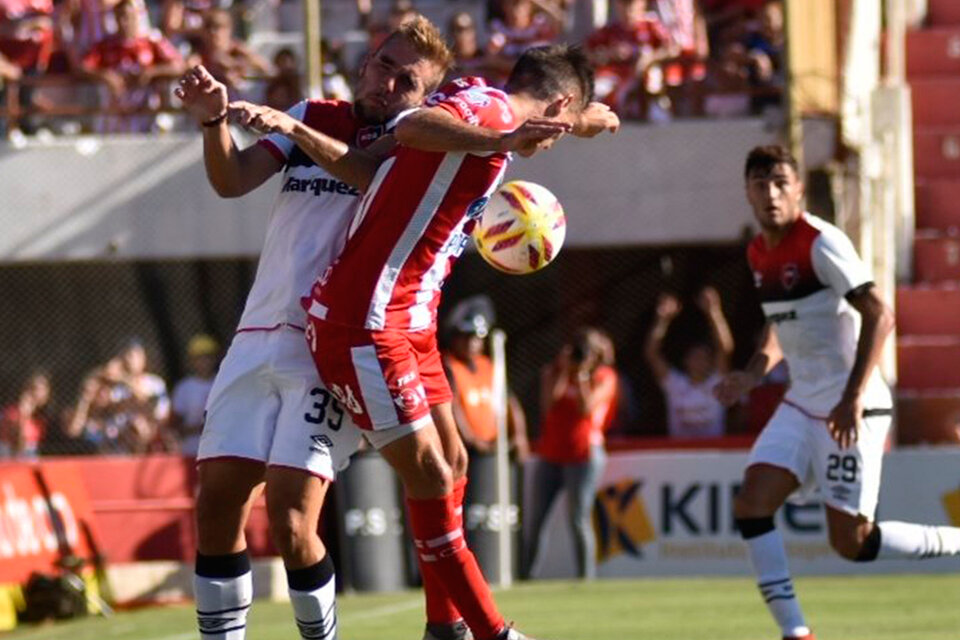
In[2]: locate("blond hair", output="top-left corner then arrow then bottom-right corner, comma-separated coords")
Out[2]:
382,15 -> 454,90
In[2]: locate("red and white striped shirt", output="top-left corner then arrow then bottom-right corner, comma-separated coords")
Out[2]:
307,77 -> 515,333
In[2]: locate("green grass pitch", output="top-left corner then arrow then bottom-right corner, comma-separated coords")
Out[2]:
9,575 -> 960,640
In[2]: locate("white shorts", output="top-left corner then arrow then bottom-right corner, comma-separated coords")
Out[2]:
197,328 -> 364,481
747,401 -> 891,519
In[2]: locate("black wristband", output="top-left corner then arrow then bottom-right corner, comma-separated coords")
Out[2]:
202,111 -> 228,127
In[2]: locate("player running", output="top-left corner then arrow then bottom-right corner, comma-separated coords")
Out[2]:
714,145 -> 960,640
174,18 -> 454,640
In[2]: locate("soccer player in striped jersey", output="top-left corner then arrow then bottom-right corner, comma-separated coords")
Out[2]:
175,18 -> 455,640
714,145 -> 960,640
232,45 -> 618,640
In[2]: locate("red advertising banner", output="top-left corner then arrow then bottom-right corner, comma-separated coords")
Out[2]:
0,463 -> 96,584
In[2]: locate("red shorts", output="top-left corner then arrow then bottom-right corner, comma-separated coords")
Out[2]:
305,317 -> 452,431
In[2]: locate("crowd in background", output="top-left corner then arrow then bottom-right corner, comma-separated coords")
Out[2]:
0,286 -> 789,458
0,0 -> 784,134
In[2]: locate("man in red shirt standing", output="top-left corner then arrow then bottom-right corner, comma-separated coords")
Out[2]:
82,0 -> 183,132
585,0 -> 675,116
0,0 -> 53,79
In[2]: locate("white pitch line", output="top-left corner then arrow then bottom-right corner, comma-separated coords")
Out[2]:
154,597 -> 424,640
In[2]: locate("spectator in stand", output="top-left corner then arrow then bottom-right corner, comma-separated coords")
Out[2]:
644,287 -> 734,438
191,8 -> 269,99
119,337 -> 172,450
319,38 -> 351,101
263,46 -> 301,111
65,357 -> 136,452
0,371 -> 51,457
585,0 -> 674,119
0,0 -> 54,80
171,334 -> 219,456
82,0 -> 184,132
486,0 -> 561,83
0,0 -> 54,130
655,0 -> 709,116
161,0 -> 228,52
742,0 -> 782,112
446,11 -> 489,79
441,297 -> 529,460
365,0 -> 417,57
700,39 -> 752,117
524,327 -> 618,580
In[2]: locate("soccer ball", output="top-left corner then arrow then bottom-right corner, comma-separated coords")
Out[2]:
472,180 -> 566,275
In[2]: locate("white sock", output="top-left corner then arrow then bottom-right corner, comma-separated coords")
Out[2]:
194,552 -> 253,639
287,554 -> 337,640
877,521 -> 960,560
744,527 -> 810,638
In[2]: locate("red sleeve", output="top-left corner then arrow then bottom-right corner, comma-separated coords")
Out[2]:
82,43 -> 104,70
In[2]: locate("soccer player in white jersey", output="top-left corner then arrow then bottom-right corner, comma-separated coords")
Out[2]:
714,145 -> 960,640
173,19 -> 454,640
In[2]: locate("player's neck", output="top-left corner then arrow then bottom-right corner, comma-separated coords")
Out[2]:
760,213 -> 802,248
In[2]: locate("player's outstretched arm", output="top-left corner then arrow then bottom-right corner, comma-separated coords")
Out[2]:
713,321 -> 783,406
229,100 -> 386,192
571,102 -> 621,138
394,106 -> 571,154
175,66 -> 280,198
827,285 -> 895,448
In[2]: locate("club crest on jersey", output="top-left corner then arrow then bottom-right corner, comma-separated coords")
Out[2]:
357,125 -> 383,148
780,263 -> 800,290
466,196 -> 489,219
393,385 -> 426,412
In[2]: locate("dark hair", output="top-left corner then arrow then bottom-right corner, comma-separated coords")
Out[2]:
505,44 -> 594,110
744,145 -> 799,179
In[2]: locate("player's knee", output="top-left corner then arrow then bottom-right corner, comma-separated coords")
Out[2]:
266,504 -> 316,554
195,478 -> 248,530
416,448 -> 455,496
733,488 -> 775,520
830,522 -> 880,562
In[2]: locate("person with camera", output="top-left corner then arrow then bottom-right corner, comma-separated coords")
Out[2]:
522,327 -> 619,580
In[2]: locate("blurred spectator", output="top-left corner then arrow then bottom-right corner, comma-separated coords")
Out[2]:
655,0 -> 709,117
701,39 -> 751,117
320,38 -> 351,101
0,371 -> 51,457
486,0 -> 561,82
120,338 -> 171,445
82,0 -> 184,132
524,327 -> 618,580
742,0 -> 782,112
446,11 -> 489,79
442,297 -> 529,460
365,0 -> 417,55
585,0 -> 674,119
0,0 -> 54,81
160,0 -> 230,51
644,287 -> 733,438
63,0 -> 153,62
264,46 -> 301,111
171,333 -> 219,456
191,8 -> 269,99
65,356 -> 138,452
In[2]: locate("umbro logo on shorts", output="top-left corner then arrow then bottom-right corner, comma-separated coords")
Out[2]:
310,434 -> 335,452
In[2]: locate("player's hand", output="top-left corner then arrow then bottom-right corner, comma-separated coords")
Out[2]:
175,65 -> 228,124
713,370 -> 758,407
827,393 -> 863,449
572,102 -> 620,138
655,293 -> 682,320
499,118 -> 572,154
228,100 -> 298,136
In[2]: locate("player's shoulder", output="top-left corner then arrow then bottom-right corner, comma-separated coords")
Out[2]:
300,99 -> 360,139
805,212 -> 855,251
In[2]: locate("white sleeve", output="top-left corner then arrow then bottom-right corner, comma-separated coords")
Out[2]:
259,100 -> 309,160
810,225 -> 873,298
661,369 -> 685,395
